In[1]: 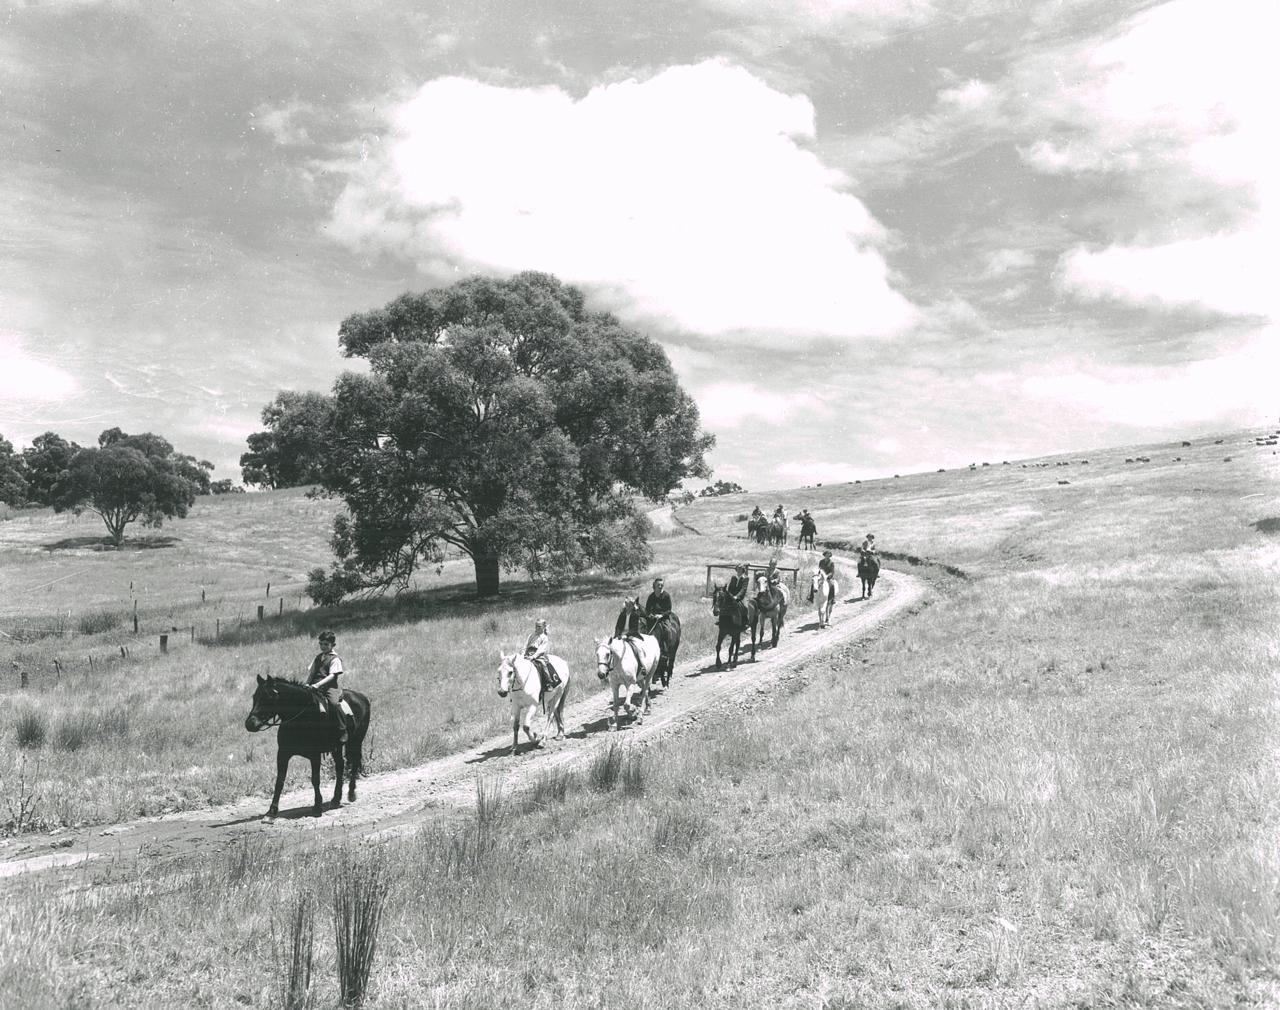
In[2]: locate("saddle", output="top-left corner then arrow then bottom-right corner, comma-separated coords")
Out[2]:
529,655 -> 560,698
313,691 -> 354,718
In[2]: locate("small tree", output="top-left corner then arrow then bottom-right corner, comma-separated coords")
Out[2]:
240,391 -> 335,489
51,430 -> 202,545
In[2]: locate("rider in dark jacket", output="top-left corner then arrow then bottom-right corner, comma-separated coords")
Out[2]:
726,564 -> 752,602
644,577 -> 672,627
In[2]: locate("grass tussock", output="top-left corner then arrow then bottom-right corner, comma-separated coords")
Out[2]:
13,708 -> 46,750
272,886 -> 316,1010
332,849 -> 391,1008
588,743 -> 646,794
75,609 -> 125,635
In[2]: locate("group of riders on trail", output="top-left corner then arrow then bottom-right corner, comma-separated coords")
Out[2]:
301,527 -> 880,724
246,519 -> 883,815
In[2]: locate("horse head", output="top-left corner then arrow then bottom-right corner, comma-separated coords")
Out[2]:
496,651 -> 516,697
245,674 -> 301,732
594,638 -> 614,681
711,583 -> 724,616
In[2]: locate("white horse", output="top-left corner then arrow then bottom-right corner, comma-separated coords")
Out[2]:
497,653 -> 572,756
594,636 -> 660,730
810,569 -> 838,628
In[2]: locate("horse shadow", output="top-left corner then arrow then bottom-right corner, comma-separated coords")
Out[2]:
209,804 -> 325,827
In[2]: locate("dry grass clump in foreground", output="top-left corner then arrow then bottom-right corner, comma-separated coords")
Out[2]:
2,520 -> 1275,1008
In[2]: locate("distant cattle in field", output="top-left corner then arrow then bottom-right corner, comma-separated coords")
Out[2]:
1215,439 -> 1224,444
1057,480 -> 1069,485
1126,458 -> 1134,463
1224,457 -> 1233,462
1182,441 -> 1192,447
1173,457 -> 1182,461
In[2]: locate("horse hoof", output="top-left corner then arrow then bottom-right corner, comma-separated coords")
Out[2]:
265,810 -> 278,820
311,807 -> 324,818
331,800 -> 343,810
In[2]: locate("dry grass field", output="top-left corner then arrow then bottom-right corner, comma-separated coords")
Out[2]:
1,429 -> 1277,1008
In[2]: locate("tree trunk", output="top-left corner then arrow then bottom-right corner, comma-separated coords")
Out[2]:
473,551 -> 500,599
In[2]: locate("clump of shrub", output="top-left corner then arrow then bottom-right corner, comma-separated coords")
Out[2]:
653,805 -> 708,854
333,849 -> 391,1008
14,708 -> 47,750
76,609 -> 124,635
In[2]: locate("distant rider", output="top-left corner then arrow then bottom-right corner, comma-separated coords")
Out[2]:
306,630 -> 350,743
524,618 -> 560,690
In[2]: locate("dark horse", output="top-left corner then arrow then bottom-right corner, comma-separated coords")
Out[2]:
244,675 -> 371,818
798,516 -> 817,551
640,611 -> 682,689
711,585 -> 756,670
858,553 -> 881,599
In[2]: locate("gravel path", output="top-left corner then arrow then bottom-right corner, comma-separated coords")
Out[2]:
0,559 -> 924,886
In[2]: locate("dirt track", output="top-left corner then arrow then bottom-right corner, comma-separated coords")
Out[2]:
0,559 -> 924,886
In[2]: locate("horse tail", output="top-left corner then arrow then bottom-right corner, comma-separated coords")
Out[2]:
554,672 -> 571,723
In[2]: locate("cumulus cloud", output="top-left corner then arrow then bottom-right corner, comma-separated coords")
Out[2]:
1014,0 -> 1279,317
0,334 -> 77,402
327,60 -> 917,340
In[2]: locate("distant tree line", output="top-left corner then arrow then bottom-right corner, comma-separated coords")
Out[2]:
699,479 -> 745,497
0,427 -> 238,545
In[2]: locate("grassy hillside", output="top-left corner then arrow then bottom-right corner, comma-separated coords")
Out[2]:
2,429 -> 1278,1007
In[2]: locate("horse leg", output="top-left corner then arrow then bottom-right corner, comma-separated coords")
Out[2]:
715,628 -> 725,671
525,705 -> 543,748
331,746 -> 344,809
512,712 -> 521,755
348,731 -> 361,802
609,684 -> 620,731
309,755 -> 323,816
267,750 -> 289,818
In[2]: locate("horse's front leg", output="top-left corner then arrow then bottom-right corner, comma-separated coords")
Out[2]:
609,684 -> 620,731
715,628 -> 725,671
523,705 -> 543,748
511,711 -> 521,755
309,755 -> 323,817
267,750 -> 289,818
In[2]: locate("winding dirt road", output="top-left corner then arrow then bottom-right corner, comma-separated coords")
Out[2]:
0,559 -> 924,887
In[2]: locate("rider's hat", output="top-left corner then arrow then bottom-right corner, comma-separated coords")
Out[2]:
822,549 -> 832,557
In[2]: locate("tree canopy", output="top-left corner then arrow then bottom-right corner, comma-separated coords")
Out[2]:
309,271 -> 713,599
22,431 -> 81,506
0,436 -> 28,506
239,391 -> 335,489
51,429 -> 206,545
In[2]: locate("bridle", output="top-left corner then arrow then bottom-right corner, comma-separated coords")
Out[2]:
595,640 -> 615,681
251,689 -> 316,729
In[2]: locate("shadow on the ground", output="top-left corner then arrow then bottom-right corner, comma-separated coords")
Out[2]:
202,572 -> 639,650
42,534 -> 180,552
1251,517 -> 1280,534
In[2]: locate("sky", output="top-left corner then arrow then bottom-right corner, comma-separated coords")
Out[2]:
2,0 -> 1276,490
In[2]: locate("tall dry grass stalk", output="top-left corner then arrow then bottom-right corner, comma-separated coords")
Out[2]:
271,887 -> 315,1010
332,850 -> 390,1008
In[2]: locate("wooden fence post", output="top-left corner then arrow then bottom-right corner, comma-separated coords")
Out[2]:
159,634 -> 168,654
216,618 -> 220,639
133,598 -> 138,634
278,598 -> 283,616
257,605 -> 264,621
266,582 -> 271,597
201,588 -> 206,604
